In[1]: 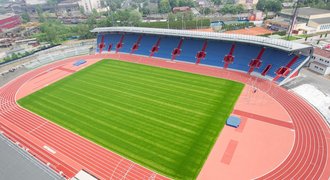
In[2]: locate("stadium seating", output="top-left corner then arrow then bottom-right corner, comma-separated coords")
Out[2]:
119,34 -> 139,53
135,35 -> 159,56
96,33 -> 307,82
176,38 -> 204,63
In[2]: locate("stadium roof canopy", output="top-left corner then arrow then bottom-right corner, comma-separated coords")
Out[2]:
91,27 -> 312,52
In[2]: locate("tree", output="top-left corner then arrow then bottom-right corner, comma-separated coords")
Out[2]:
21,12 -> 30,23
11,53 -> 18,60
128,10 -> 142,26
169,0 -> 179,8
256,0 -> 282,12
202,7 -> 211,15
213,0 -> 221,5
141,7 -> 151,15
36,5 -> 45,22
220,4 -> 244,14
168,12 -> 176,21
159,0 -> 171,13
178,0 -> 194,7
47,0 -> 60,17
79,6 -> 85,15
102,0 -> 123,11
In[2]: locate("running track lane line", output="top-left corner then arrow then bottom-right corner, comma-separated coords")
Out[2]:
0,53 -> 328,179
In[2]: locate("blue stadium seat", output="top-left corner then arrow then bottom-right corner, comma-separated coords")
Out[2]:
96,33 -> 307,83
153,36 -> 180,60
120,34 -> 140,53
203,40 -> 233,67
176,38 -> 204,63
134,35 -> 159,56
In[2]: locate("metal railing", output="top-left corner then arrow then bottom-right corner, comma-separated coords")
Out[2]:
91,27 -> 312,51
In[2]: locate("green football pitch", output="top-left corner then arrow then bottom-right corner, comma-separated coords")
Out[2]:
18,60 -> 244,179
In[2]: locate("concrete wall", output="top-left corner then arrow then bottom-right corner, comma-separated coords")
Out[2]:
309,54 -> 330,75
309,13 -> 330,20
309,62 -> 329,75
311,54 -> 330,66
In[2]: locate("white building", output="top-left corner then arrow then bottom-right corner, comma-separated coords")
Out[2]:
308,17 -> 330,33
78,0 -> 103,13
25,0 -> 46,5
309,47 -> 330,75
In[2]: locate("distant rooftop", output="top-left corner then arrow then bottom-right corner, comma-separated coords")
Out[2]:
91,27 -> 312,52
314,47 -> 330,59
310,17 -> 330,25
281,7 -> 330,18
0,13 -> 16,21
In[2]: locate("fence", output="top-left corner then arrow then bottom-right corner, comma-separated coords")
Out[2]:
0,40 -> 96,71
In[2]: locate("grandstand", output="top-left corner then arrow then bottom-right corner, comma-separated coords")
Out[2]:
91,27 -> 312,85
0,27 -> 329,180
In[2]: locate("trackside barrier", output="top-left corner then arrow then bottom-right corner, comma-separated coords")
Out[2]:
0,119 -> 76,179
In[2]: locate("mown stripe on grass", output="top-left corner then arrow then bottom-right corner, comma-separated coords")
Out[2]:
19,59 -> 244,179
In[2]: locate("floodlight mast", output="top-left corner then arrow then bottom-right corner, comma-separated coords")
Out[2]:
287,0 -> 301,39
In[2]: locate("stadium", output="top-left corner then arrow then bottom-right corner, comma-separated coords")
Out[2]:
0,27 -> 329,180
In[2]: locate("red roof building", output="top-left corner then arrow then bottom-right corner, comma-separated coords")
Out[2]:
172,6 -> 191,13
0,14 -> 22,33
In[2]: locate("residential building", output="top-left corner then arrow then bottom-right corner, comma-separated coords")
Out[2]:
78,0 -> 102,13
309,47 -> 330,75
275,7 -> 330,34
25,0 -> 46,5
0,14 -> 21,33
237,0 -> 258,5
308,17 -> 330,33
173,6 -> 191,13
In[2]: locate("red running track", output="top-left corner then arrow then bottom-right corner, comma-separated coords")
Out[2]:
0,55 -> 168,180
0,53 -> 329,179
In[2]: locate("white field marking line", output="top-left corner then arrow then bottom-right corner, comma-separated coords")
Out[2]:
59,82 -> 198,137
276,91 -> 323,179
250,89 -> 296,179
24,111 -> 141,179
264,92 -> 317,179
282,107 -> 311,179
318,121 -> 329,179
13,103 -> 117,179
8,109 -> 43,133
110,159 -> 124,180
28,121 -> 48,134
297,103 -> 322,179
294,95 -> 328,179
42,88 -> 195,149
0,106 -> 17,115
263,91 -> 305,178
10,57 -> 90,164
118,55 -> 302,177
82,71 -> 224,113
116,53 -> 301,179
6,54 -> 93,94
14,57 -> 169,179
0,101 -> 11,107
18,54 -> 320,179
121,163 -> 135,180
75,78 -> 207,118
97,63 -> 225,96
43,145 -> 56,154
21,103 -> 148,179
18,89 -> 153,178
148,173 -> 156,180
293,107 -> 320,179
94,65 -> 226,98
